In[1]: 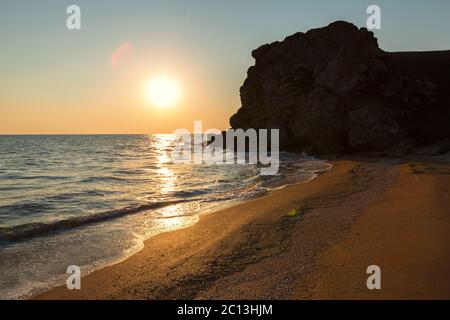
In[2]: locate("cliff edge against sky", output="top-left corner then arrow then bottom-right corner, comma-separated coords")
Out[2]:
230,21 -> 450,155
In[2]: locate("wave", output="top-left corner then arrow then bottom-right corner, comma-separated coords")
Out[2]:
171,189 -> 209,198
0,202 -> 56,215
0,190 -> 114,214
0,175 -> 69,180
79,176 -> 130,183
44,189 -> 113,201
112,169 -> 148,175
0,200 -> 187,243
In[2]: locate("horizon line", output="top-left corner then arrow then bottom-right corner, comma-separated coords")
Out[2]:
0,133 -> 167,136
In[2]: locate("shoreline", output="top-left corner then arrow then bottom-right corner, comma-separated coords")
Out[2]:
17,160 -> 331,299
4,158 -> 330,300
35,157 -> 450,299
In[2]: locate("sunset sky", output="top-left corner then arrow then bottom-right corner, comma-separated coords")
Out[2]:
1,0 -> 449,134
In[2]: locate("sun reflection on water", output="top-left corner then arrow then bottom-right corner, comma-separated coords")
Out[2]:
155,203 -> 200,232
152,134 -> 178,194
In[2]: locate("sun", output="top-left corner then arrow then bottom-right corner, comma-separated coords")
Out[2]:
145,75 -> 180,108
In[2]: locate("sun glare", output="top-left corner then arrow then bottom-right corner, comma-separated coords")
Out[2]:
146,75 -> 180,108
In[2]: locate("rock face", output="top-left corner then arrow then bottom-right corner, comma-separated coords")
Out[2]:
230,21 -> 450,154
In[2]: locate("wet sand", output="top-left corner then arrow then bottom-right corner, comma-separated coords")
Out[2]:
36,158 -> 450,300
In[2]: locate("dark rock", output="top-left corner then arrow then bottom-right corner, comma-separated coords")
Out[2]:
229,21 -> 450,155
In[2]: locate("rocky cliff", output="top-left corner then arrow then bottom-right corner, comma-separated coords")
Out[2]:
229,21 -> 450,155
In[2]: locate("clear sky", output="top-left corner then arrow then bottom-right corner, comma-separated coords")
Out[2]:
1,0 -> 449,134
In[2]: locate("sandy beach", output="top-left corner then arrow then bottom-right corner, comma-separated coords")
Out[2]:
36,158 -> 450,300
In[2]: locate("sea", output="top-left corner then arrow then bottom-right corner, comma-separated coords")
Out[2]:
0,134 -> 331,299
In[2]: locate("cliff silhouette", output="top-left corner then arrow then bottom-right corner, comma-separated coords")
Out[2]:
230,21 -> 450,155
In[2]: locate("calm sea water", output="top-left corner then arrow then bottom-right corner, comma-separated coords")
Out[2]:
0,134 -> 331,299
